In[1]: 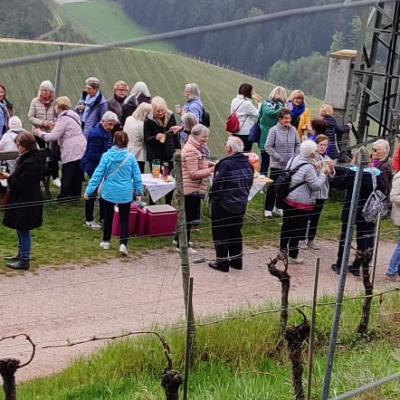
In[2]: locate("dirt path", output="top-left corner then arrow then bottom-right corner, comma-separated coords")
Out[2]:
0,240 -> 397,382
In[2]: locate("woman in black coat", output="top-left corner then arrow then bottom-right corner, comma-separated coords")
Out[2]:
144,96 -> 181,203
1,132 -> 45,270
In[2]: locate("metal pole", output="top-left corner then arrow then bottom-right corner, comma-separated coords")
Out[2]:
371,213 -> 382,286
329,372 -> 400,400
54,45 -> 64,98
183,277 -> 194,400
322,151 -> 366,400
173,151 -> 190,312
307,258 -> 320,400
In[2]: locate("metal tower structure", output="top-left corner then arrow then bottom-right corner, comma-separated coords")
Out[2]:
346,0 -> 400,146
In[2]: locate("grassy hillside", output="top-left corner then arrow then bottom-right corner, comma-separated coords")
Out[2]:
57,0 -> 172,51
0,42 -> 323,156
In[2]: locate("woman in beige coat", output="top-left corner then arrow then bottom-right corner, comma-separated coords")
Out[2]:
174,123 -> 214,253
123,102 -> 152,173
385,171 -> 400,281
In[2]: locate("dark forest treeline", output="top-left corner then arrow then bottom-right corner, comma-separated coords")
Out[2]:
0,0 -> 52,39
118,0 -> 358,76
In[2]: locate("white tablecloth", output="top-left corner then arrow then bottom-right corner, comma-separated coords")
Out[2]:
141,174 -> 176,203
248,175 -> 273,201
141,173 -> 272,203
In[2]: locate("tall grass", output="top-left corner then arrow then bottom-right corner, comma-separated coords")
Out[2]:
8,291 -> 400,399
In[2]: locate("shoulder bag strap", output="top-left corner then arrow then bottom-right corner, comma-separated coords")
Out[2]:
104,153 -> 132,181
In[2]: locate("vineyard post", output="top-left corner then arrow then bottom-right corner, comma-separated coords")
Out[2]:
54,45 -> 64,97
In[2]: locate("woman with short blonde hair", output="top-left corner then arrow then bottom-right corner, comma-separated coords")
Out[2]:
144,96 -> 181,204
287,89 -> 311,141
123,102 -> 153,172
319,103 -> 352,160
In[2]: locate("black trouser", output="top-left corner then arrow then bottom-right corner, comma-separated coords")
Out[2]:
336,218 -> 376,269
265,168 -> 284,211
149,160 -> 174,205
50,142 -> 60,179
260,151 -> 270,175
233,134 -> 252,152
175,194 -> 202,247
103,200 -> 130,245
211,203 -> 244,268
280,204 -> 313,259
137,161 -> 145,174
307,199 -> 325,242
58,160 -> 84,200
85,175 -> 105,222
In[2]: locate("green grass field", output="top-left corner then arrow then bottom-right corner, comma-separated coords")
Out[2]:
55,0 -> 171,51
6,290 -> 400,399
0,41 -> 323,156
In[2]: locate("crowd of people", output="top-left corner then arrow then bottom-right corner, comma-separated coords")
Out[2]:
0,77 -> 399,282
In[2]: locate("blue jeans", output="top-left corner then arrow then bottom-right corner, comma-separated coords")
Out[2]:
387,233 -> 400,276
17,230 -> 31,260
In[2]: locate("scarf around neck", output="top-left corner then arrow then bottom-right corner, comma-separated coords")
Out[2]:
39,93 -> 54,107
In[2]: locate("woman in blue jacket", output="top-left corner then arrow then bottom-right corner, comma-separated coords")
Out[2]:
84,131 -> 143,256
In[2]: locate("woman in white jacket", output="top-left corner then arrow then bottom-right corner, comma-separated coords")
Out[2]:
230,83 -> 260,152
123,102 -> 152,173
0,116 -> 24,173
385,171 -> 400,281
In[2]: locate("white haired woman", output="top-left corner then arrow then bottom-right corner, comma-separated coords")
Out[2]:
122,81 -> 151,124
144,96 -> 181,204
280,140 -> 332,264
208,136 -> 254,272
81,111 -> 120,229
181,83 -> 205,124
123,102 -> 153,173
174,123 -> 214,253
34,96 -> 87,200
28,80 -> 59,186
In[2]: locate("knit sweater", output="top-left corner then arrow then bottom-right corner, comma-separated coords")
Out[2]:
265,123 -> 300,169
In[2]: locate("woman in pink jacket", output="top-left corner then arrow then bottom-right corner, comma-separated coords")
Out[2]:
174,123 -> 214,254
34,96 -> 87,200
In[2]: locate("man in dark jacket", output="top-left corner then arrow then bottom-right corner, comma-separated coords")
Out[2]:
80,111 -> 119,229
208,136 -> 254,272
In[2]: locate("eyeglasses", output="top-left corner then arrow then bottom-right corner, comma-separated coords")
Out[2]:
372,148 -> 378,152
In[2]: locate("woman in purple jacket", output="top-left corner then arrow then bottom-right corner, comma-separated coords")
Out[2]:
35,96 -> 87,200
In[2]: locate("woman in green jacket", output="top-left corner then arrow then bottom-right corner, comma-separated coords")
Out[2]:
258,86 -> 287,175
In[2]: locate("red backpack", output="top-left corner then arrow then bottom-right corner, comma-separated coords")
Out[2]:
225,101 -> 245,133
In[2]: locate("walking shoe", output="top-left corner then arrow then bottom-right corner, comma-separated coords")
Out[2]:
208,262 -> 229,273
331,264 -> 340,275
172,239 -> 178,246
119,244 -> 128,256
85,220 -> 102,230
6,259 -> 30,271
4,254 -> 19,261
288,257 -> 304,264
52,178 -> 61,188
188,247 -> 197,255
99,241 -> 110,250
299,241 -> 308,250
384,273 -> 398,282
307,240 -> 320,250
272,207 -> 284,217
264,210 -> 273,219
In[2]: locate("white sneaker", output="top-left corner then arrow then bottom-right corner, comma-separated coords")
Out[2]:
99,241 -> 110,250
299,241 -> 308,250
172,239 -> 178,246
264,210 -> 273,218
272,207 -> 284,217
119,244 -> 128,256
288,257 -> 304,264
52,178 -> 61,188
188,247 -> 197,255
85,220 -> 102,230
